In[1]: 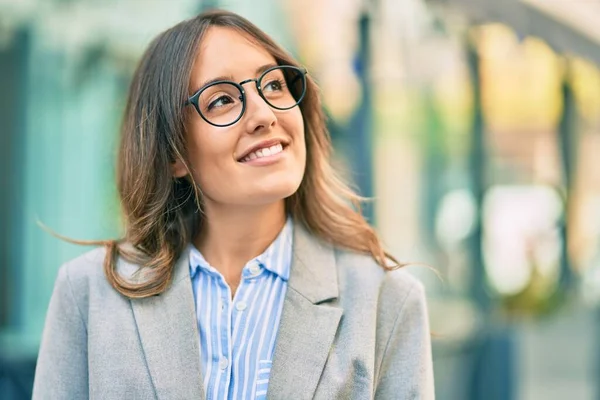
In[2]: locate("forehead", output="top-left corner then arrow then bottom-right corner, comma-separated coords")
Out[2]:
190,26 -> 276,88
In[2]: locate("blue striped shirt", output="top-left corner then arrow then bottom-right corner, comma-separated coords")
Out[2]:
189,218 -> 293,400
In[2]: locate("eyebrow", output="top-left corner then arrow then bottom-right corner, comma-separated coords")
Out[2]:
190,63 -> 279,95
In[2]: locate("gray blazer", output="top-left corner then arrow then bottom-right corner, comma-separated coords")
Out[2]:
33,223 -> 434,400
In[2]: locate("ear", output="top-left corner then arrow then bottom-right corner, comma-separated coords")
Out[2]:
171,158 -> 188,178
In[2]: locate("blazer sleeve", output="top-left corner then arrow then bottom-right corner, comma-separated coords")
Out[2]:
375,281 -> 435,400
32,264 -> 89,400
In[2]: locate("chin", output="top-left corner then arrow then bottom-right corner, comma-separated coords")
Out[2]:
242,179 -> 302,206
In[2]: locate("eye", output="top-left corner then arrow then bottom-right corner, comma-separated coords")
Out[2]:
207,95 -> 235,111
263,79 -> 286,93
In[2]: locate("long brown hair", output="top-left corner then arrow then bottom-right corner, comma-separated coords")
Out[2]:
105,9 -> 400,298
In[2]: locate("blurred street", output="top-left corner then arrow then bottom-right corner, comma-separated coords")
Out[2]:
518,305 -> 594,400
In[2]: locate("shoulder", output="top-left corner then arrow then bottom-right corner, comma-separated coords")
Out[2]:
57,245 -> 144,302
60,244 -> 147,285
334,247 -> 424,306
332,247 -> 430,366
59,246 -> 108,288
46,247 -> 110,326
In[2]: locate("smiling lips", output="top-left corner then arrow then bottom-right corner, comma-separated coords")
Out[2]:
240,143 -> 284,162
237,137 -> 289,164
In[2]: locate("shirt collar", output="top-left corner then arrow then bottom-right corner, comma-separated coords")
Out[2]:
189,216 -> 293,281
188,244 -> 213,279
256,216 -> 293,280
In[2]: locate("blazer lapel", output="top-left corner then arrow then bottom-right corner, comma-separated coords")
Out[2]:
267,224 -> 343,400
128,250 -> 205,400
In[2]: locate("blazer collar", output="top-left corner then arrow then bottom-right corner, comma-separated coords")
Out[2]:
267,222 -> 343,400
126,251 -> 205,400
286,221 -> 339,304
125,221 -> 342,400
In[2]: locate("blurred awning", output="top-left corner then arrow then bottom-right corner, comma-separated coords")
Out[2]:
428,0 -> 600,65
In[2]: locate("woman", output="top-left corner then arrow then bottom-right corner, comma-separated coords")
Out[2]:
33,9 -> 434,400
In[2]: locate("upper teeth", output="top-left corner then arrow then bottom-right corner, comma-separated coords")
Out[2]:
242,143 -> 284,162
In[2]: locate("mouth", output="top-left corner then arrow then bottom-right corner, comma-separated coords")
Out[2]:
237,139 -> 289,163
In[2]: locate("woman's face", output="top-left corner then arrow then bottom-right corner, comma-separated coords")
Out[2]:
174,27 -> 306,210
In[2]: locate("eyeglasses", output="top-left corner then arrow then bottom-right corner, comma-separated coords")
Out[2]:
185,65 -> 308,127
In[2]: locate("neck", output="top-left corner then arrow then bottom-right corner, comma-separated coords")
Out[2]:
194,200 -> 287,283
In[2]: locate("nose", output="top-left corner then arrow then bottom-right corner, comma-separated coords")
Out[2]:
243,85 -> 277,134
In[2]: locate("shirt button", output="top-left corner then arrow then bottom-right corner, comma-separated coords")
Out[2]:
219,357 -> 228,370
249,264 -> 261,276
236,301 -> 247,311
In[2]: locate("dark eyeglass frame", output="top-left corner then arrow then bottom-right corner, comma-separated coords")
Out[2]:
184,65 -> 308,127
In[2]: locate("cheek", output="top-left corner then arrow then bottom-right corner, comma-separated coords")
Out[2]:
185,125 -> 238,193
279,111 -> 306,175
286,109 -> 306,148
284,115 -> 307,190
294,115 -> 307,166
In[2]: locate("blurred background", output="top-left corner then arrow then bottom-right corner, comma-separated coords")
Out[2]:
1,0 -> 599,399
